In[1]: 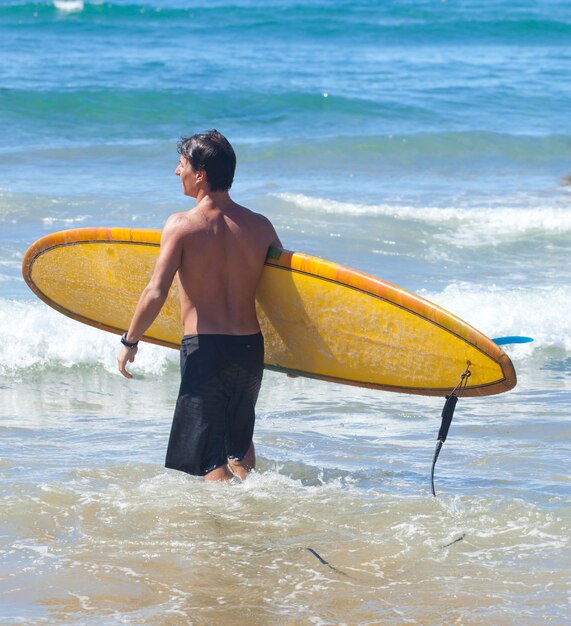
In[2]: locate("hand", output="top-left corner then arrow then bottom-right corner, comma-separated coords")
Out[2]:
117,345 -> 138,379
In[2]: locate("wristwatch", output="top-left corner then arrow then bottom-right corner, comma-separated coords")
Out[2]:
121,332 -> 139,349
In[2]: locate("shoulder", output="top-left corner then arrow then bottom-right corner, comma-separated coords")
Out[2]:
234,205 -> 281,247
247,208 -> 281,246
235,204 -> 275,231
162,210 -> 202,238
158,213 -> 192,251
163,211 -> 188,231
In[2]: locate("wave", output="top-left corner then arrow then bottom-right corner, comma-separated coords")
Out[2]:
1,282 -> 568,375
422,283 -> 571,353
2,2 -> 570,43
262,132 -> 571,165
0,88 -> 433,131
2,89 -> 570,166
0,298 -> 178,375
276,193 -> 571,244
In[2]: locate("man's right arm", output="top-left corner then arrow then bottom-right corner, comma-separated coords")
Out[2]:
117,215 -> 184,378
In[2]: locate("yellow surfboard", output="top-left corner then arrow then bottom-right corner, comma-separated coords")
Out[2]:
22,227 -> 516,397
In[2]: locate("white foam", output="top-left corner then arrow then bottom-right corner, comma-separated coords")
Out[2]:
41,215 -> 89,224
275,193 -> 571,245
0,283 -> 567,376
53,0 -> 85,12
0,299 -> 177,375
421,283 -> 571,353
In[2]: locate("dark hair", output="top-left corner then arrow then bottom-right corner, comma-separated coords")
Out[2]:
177,130 -> 236,192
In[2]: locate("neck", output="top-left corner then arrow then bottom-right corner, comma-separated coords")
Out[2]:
195,188 -> 232,209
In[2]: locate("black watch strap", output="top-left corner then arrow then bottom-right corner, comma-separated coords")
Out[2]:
121,332 -> 139,349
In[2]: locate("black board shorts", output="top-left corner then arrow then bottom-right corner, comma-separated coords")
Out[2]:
165,332 -> 264,476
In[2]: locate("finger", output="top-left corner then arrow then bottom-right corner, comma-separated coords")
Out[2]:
117,358 -> 133,379
121,366 -> 133,379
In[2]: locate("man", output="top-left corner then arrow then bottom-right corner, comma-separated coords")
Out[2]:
117,130 -> 281,481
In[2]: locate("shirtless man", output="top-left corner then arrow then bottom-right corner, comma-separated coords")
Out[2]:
117,130 -> 281,481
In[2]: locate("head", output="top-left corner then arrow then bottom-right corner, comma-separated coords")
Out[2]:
176,130 -> 236,193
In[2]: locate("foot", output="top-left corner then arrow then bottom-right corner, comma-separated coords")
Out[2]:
204,464 -> 234,481
227,441 -> 255,480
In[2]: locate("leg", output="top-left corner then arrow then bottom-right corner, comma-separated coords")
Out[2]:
204,464 -> 235,482
223,333 -> 263,481
227,441 -> 255,480
166,336 -> 231,479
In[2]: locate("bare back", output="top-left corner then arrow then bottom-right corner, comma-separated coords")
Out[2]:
174,200 -> 280,335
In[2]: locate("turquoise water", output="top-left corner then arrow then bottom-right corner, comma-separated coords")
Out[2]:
1,1 -> 570,623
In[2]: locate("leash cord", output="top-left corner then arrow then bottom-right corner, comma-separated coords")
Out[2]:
430,363 -> 471,496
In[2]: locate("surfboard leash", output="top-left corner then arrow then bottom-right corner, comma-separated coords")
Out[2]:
306,548 -> 350,577
430,362 -> 471,497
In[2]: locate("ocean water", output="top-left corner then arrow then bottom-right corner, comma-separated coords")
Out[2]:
1,0 -> 570,624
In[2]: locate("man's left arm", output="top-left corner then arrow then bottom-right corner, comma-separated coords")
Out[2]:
117,216 -> 183,378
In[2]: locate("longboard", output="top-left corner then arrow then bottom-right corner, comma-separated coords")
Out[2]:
22,227 -> 516,397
